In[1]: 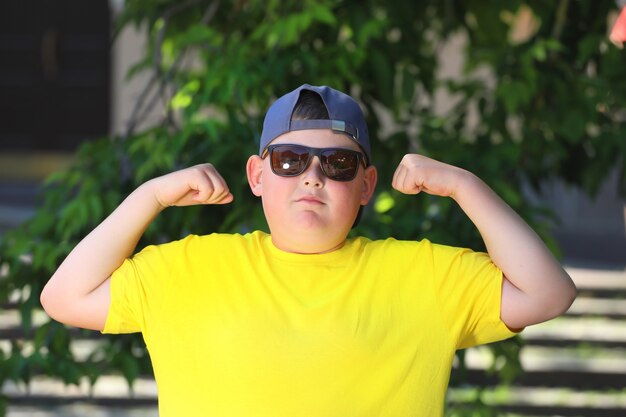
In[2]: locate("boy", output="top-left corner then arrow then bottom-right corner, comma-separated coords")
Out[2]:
41,84 -> 576,416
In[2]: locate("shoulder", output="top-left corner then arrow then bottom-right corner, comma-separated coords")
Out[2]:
132,231 -> 267,260
191,230 -> 268,249
163,230 -> 267,248
347,236 -> 438,265
353,236 -> 435,254
351,236 -> 484,266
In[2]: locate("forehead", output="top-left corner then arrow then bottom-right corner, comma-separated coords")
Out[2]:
271,129 -> 361,150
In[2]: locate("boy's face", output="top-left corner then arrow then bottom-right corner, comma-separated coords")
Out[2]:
247,129 -> 377,254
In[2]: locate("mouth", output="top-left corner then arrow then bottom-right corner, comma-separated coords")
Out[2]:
296,195 -> 325,205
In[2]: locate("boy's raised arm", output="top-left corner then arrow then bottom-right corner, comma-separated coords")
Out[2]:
392,154 -> 577,330
40,164 -> 233,331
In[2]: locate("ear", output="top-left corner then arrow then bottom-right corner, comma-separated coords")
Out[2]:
246,155 -> 264,197
360,165 -> 378,205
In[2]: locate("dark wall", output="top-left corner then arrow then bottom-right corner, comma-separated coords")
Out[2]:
0,0 -> 111,152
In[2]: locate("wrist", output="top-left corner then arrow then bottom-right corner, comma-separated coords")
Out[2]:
450,170 -> 483,203
136,179 -> 168,212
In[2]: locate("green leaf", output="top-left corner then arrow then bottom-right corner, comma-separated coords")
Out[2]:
119,353 -> 140,388
374,191 -> 395,213
171,80 -> 201,110
310,4 -> 337,26
0,395 -> 6,416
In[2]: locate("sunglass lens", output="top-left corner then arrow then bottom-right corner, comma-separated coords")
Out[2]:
271,145 -> 309,176
322,150 -> 359,181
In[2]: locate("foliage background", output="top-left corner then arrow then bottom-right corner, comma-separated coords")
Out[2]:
1,0 -> 625,415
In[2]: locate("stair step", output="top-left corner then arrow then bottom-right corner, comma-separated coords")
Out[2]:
524,338 -> 626,349
448,386 -> 626,417
6,402 -> 159,417
567,266 -> 626,290
523,317 -> 626,343
464,345 -> 626,373
7,405 -> 157,417
498,404 -> 626,417
450,386 -> 626,409
459,369 -> 626,390
2,375 -> 157,400
568,266 -> 626,298
565,296 -> 626,318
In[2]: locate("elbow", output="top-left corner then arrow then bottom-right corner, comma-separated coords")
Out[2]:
549,275 -> 578,319
40,280 -> 65,323
40,282 -> 56,319
561,278 -> 578,314
503,273 -> 578,329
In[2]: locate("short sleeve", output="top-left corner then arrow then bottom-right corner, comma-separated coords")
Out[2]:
102,243 -> 173,335
102,258 -> 142,334
430,243 -> 518,349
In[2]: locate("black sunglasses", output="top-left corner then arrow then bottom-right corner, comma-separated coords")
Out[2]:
262,144 -> 367,182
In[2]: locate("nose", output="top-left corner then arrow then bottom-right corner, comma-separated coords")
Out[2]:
301,156 -> 325,188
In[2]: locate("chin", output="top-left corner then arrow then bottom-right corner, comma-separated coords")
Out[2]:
291,211 -> 330,229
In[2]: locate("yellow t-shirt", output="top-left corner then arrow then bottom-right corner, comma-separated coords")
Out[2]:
103,231 -> 517,417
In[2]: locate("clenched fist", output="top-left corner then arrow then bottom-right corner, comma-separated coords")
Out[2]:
148,164 -> 234,208
391,154 -> 470,198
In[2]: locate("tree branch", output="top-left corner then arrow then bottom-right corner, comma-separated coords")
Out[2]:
122,0 -> 217,139
551,0 -> 569,39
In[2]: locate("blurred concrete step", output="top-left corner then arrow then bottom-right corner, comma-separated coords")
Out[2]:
566,265 -> 626,299
0,205 -> 35,235
0,181 -> 39,235
3,375 -> 157,401
522,317 -> 626,345
564,296 -> 626,319
460,368 -> 626,390
7,404 -> 157,417
449,386 -> 626,417
567,266 -> 626,290
4,376 -> 158,416
465,345 -> 626,374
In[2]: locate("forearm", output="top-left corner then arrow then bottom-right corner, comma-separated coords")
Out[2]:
452,173 -> 576,324
42,181 -> 163,302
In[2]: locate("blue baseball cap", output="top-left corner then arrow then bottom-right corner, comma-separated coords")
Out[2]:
259,84 -> 371,163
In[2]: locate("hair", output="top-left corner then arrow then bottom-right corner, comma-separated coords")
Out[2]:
290,89 -> 365,229
291,90 -> 330,121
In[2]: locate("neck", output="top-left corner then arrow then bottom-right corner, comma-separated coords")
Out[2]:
270,236 -> 346,254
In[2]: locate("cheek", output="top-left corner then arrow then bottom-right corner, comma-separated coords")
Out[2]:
260,173 -> 291,211
331,182 -> 364,210
340,179 -> 364,198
